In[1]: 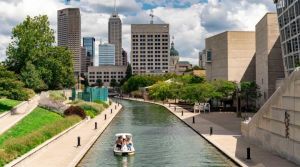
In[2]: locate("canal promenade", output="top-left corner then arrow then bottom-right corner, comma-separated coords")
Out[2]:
123,97 -> 298,167
7,102 -> 123,167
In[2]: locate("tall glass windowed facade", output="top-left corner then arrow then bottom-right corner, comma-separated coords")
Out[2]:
275,0 -> 300,75
83,37 -> 95,66
99,44 -> 115,66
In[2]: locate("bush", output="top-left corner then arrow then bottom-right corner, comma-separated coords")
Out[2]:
64,106 -> 86,119
93,100 -> 109,108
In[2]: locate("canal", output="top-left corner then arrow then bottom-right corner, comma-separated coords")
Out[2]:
78,100 -> 237,167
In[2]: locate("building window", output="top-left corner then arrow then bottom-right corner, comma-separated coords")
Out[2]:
206,50 -> 212,62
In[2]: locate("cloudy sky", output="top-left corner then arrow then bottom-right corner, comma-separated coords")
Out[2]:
0,0 -> 276,65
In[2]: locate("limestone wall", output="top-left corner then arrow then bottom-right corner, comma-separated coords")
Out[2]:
242,69 -> 300,165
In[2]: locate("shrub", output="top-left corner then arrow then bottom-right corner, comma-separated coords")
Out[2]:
64,106 -> 86,119
93,100 -> 109,108
49,91 -> 66,102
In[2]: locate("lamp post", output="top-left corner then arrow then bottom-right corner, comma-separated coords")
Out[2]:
236,83 -> 242,118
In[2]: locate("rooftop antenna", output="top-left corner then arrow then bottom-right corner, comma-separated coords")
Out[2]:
150,9 -> 154,24
113,0 -> 117,14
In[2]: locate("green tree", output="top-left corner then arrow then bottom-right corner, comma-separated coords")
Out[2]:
149,81 -> 172,101
0,65 -> 33,100
240,82 -> 261,112
125,64 -> 132,80
6,15 -> 54,74
5,15 -> 75,91
180,83 -> 216,103
96,79 -> 103,87
20,62 -> 47,92
110,79 -> 118,88
212,80 -> 236,100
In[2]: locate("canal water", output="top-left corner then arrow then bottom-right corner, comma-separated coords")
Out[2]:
78,100 -> 237,167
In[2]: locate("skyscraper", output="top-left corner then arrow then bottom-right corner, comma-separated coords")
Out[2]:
274,0 -> 300,76
131,24 -> 170,75
99,43 -> 115,65
108,3 -> 122,66
57,8 -> 81,74
83,37 -> 95,66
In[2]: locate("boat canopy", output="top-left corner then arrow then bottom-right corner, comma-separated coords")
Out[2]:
115,133 -> 132,138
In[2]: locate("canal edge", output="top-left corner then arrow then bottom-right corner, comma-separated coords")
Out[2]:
71,102 -> 124,167
121,97 -> 245,167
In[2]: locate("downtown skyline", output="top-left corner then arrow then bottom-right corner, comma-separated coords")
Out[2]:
0,0 -> 275,64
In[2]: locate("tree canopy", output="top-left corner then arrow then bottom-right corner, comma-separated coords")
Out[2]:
0,65 -> 34,100
5,15 -> 75,91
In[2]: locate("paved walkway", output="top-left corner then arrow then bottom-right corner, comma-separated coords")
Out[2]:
8,102 -> 123,167
0,95 -> 40,135
124,98 -> 298,167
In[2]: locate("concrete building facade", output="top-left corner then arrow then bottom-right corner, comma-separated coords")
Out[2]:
88,66 -> 127,87
108,12 -> 122,66
57,8 -> 81,74
83,37 -> 95,66
131,24 -> 170,75
205,31 -> 256,82
99,44 -> 115,66
256,13 -> 285,106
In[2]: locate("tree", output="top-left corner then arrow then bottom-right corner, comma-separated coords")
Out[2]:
6,15 -> 54,74
20,61 -> 47,92
96,79 -> 103,87
149,81 -> 172,101
212,80 -> 236,100
110,79 -> 118,88
5,15 -> 75,91
0,65 -> 33,100
240,82 -> 261,112
180,83 -> 217,103
125,64 -> 132,80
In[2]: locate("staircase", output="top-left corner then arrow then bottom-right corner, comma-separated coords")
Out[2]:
242,68 -> 300,165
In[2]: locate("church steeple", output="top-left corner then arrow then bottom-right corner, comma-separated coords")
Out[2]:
170,36 -> 179,57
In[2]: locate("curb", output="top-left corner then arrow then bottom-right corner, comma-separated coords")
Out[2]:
71,104 -> 123,167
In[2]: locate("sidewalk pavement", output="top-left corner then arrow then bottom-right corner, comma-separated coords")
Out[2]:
8,102 -> 122,167
124,97 -> 298,167
0,95 -> 40,135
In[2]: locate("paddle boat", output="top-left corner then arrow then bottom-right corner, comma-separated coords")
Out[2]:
113,133 -> 135,156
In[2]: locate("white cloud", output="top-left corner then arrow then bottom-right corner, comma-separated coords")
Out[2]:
0,0 -> 276,65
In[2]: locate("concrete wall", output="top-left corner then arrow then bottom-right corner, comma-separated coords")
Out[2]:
242,69 -> 300,165
205,31 -> 256,82
256,13 -> 285,107
205,32 -> 228,81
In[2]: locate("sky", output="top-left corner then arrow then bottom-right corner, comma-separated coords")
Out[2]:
0,0 -> 276,65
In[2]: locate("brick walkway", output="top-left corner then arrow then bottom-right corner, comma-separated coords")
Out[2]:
124,98 -> 298,167
8,102 -> 123,167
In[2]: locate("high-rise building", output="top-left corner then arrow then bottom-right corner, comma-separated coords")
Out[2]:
131,24 -> 170,75
108,9 -> 122,65
83,37 -> 95,66
274,0 -> 300,76
57,8 -> 81,74
99,43 -> 115,65
256,13 -> 285,106
80,47 -> 91,74
122,48 -> 128,66
205,31 -> 256,82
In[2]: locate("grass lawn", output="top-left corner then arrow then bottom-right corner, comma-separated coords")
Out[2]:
0,107 -> 81,166
0,99 -> 21,113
